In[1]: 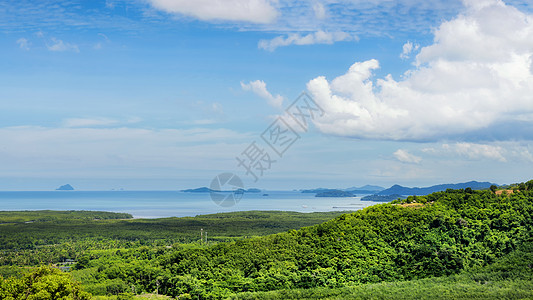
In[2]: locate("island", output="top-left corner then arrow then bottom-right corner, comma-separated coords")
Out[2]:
56,184 -> 74,191
301,185 -> 385,194
301,188 -> 334,193
182,187 -> 215,193
182,187 -> 262,193
315,190 -> 355,197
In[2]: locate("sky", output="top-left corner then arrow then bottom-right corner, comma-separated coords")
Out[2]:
1,0 -> 533,191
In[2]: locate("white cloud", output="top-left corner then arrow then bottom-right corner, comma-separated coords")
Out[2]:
241,80 -> 284,108
312,1 -> 327,19
393,149 -> 422,164
400,41 -> 419,59
47,38 -> 79,52
445,142 -> 507,162
258,30 -> 357,51
421,141 -> 533,163
423,142 -> 508,162
307,0 -> 533,141
16,38 -> 30,50
146,0 -> 278,23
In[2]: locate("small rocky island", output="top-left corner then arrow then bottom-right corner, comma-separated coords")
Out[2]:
56,184 -> 74,191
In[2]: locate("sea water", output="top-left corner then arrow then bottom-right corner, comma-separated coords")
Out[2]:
0,191 -> 380,218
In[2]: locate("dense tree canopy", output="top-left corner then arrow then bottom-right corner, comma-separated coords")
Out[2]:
0,266 -> 90,299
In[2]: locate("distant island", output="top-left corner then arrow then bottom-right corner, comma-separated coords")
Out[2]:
182,187 -> 214,193
361,194 -> 405,202
315,190 -> 355,197
301,188 -> 333,193
377,181 -> 496,196
56,184 -> 74,191
344,185 -> 385,194
301,185 -> 385,195
182,187 -> 261,193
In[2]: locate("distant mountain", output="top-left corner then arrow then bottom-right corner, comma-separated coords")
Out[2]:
344,185 -> 385,192
182,187 -> 261,193
315,190 -> 355,197
301,188 -> 335,193
56,184 -> 74,191
343,185 -> 385,194
377,181 -> 496,196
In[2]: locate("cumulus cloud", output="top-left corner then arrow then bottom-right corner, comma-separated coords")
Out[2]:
16,38 -> 30,50
47,38 -> 79,52
258,30 -> 357,51
241,80 -> 284,108
146,0 -> 278,23
393,149 -> 422,164
307,0 -> 533,142
400,41 -> 419,59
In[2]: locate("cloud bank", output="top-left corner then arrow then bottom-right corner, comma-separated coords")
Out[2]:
307,0 -> 533,142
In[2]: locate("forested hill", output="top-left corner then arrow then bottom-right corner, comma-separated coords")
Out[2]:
66,180 -> 533,298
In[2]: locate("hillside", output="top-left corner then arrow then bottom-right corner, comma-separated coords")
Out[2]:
231,241 -> 533,299
63,180 -> 533,299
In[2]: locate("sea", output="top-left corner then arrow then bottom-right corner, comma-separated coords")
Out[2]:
0,191 -> 382,218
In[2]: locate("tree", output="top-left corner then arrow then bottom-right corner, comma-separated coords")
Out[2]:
0,266 -> 90,300
526,180 -> 533,191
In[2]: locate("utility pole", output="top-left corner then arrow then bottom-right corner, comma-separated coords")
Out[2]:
200,228 -> 203,244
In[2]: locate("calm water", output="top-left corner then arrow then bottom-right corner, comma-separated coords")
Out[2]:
0,191 -> 380,218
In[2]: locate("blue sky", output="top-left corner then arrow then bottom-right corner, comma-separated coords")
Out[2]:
1,0 -> 533,191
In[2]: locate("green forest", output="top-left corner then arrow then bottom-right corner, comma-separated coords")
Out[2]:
1,180 -> 533,299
